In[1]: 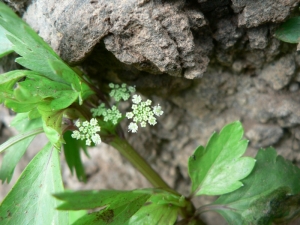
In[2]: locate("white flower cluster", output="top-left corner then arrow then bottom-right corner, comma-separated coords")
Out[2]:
109,83 -> 136,102
126,94 -> 164,133
91,103 -> 122,125
71,118 -> 101,146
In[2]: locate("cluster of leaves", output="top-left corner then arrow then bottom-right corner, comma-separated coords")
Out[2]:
52,122 -> 300,225
0,2 -> 94,149
0,2 -> 300,225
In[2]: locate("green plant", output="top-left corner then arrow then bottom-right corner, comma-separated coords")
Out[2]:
0,3 -> 300,224
275,15 -> 300,49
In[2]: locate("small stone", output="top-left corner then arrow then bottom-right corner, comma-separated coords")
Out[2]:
260,54 -> 295,90
247,26 -> 268,49
238,1 -> 298,28
289,83 -> 299,92
246,124 -> 283,148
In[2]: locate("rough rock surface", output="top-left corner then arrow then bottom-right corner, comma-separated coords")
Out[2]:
2,0 -> 300,224
23,0 -> 212,79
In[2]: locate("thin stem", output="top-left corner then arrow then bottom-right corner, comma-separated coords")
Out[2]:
109,135 -> 200,220
0,127 -> 44,153
109,135 -> 179,196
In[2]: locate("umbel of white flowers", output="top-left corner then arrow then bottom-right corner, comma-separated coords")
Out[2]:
71,118 -> 101,146
126,94 -> 163,133
72,83 -> 164,145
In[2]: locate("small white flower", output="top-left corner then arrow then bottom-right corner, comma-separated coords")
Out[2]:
153,104 -> 163,116
86,139 -> 91,146
145,99 -> 152,105
75,120 -> 81,127
91,134 -> 101,145
72,118 -> 102,145
140,121 -> 147,127
90,118 -> 98,126
109,83 -> 136,102
82,121 -> 89,127
132,95 -> 142,104
126,112 -> 134,119
128,122 -> 138,133
128,86 -> 136,93
148,117 -> 157,126
71,130 -> 80,139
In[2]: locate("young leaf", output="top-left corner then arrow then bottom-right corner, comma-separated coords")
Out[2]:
0,2 -> 94,103
0,142 -> 68,225
40,109 -> 66,149
0,114 -> 43,183
211,147 -> 300,225
0,26 -> 13,58
0,70 -> 30,103
10,112 -> 43,131
188,121 -> 255,196
275,17 -> 300,44
63,131 -> 88,182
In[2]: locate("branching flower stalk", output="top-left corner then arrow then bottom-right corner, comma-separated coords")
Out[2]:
69,83 -> 197,218
71,84 -> 172,186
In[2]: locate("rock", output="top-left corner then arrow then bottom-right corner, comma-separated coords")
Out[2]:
3,0 -> 30,14
213,17 -> 243,49
265,38 -> 281,62
184,8 -> 207,30
247,25 -> 268,49
238,0 -> 299,28
260,54 -> 295,90
289,83 -> 299,92
246,124 -> 283,148
23,0 -> 212,78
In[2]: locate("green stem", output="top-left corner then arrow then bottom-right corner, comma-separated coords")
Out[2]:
109,135 -> 199,220
110,136 -> 179,196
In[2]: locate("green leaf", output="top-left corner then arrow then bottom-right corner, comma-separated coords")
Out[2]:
275,17 -> 300,43
0,26 -> 13,58
54,189 -> 184,225
69,210 -> 87,225
16,73 -> 79,111
188,121 -> 256,196
0,142 -> 68,225
10,112 -> 42,131
0,113 -> 43,183
0,70 -> 28,103
40,109 -> 66,149
0,3 -> 94,103
1,70 -> 79,112
55,189 -> 151,225
0,136 -> 34,183
211,147 -> 300,225
55,189 -> 151,211
63,131 -> 88,182
127,195 -> 178,225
